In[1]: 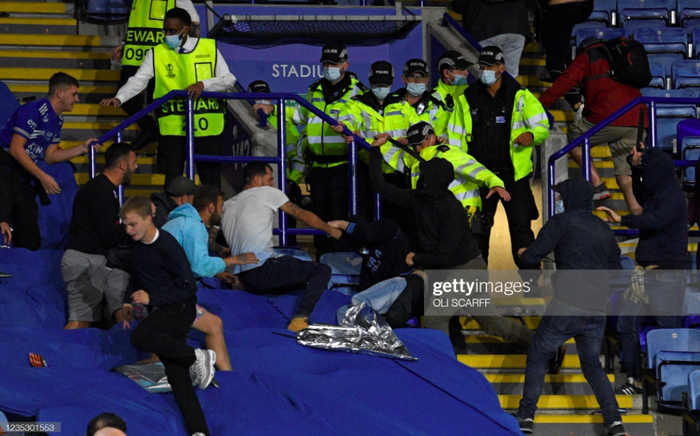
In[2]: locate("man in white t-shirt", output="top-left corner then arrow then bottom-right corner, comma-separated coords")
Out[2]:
221,161 -> 342,332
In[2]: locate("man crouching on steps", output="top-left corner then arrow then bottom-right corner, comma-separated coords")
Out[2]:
121,196 -> 214,436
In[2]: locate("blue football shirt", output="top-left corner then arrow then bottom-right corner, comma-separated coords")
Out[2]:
0,98 -> 63,163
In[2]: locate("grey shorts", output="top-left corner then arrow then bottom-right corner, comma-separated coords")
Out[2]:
61,249 -> 128,322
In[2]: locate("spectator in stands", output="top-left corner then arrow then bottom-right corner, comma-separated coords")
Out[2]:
452,0 -> 532,77
86,412 -> 127,436
162,184 -> 258,371
539,37 -> 646,214
109,0 -> 199,150
369,130 -> 535,352
514,177 -> 624,436
538,0 -> 593,83
292,42 -> 366,258
121,196 -> 214,436
62,143 -> 136,330
0,72 -> 100,250
221,161 -> 339,332
598,145 -> 690,396
151,176 -> 198,228
101,7 -> 235,189
447,46 -> 549,269
433,51 -> 471,117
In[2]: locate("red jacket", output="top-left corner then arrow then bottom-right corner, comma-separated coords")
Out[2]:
539,44 -> 648,128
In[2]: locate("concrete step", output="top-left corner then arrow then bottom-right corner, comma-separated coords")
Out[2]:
0,34 -> 102,47
527,414 -> 654,436
0,1 -> 66,14
486,373 -> 616,396
0,67 -> 119,82
0,49 -> 112,69
61,121 -> 138,142
8,84 -> 117,103
0,17 -> 76,35
459,353 -> 582,370
498,394 -> 633,410
68,103 -> 127,117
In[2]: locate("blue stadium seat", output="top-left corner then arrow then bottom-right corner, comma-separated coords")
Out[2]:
0,80 -> 19,130
84,0 -> 131,22
682,370 -> 700,435
319,252 -> 362,295
673,59 -> 700,87
690,369 -> 700,410
591,0 -> 618,25
634,28 -> 688,61
693,28 -> 700,57
649,62 -> 668,89
641,88 -> 697,151
682,139 -> 700,182
679,0 -> 700,32
619,0 -> 672,30
645,329 -> 700,409
574,27 -> 627,50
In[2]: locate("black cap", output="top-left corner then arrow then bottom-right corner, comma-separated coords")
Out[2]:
166,176 -> 198,196
437,50 -> 472,72
320,43 -> 348,64
403,59 -> 429,77
406,122 -> 435,147
368,61 -> 394,86
247,80 -> 271,94
478,46 -> 505,66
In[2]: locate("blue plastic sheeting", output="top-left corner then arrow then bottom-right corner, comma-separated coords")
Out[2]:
0,249 -> 521,436
0,80 -> 20,130
35,161 -> 78,250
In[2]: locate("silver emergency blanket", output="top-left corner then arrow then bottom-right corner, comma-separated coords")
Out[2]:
114,362 -> 197,393
296,303 -> 417,361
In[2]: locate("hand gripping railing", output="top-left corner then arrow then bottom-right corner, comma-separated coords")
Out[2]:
547,96 -> 700,236
90,90 -> 377,246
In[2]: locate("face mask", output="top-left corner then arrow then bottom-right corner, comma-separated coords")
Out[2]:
555,199 -> 565,214
406,82 -> 426,97
372,87 -> 391,101
451,73 -> 468,87
323,67 -> 342,82
480,69 -> 499,86
165,28 -> 185,50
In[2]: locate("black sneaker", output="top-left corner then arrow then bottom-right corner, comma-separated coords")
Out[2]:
615,378 -> 642,395
592,182 -> 612,201
547,344 -> 567,375
512,414 -> 534,434
606,420 -> 626,436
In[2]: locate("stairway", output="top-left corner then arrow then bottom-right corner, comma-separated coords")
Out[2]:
0,0 -> 163,198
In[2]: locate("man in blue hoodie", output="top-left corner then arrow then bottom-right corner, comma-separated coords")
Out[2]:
598,145 -> 689,396
162,184 -> 258,371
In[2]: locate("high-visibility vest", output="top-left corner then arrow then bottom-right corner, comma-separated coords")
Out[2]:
447,87 -> 550,181
153,39 -> 224,137
122,0 -> 176,67
293,76 -> 365,168
267,102 -> 307,183
431,80 -> 466,112
390,89 -> 450,138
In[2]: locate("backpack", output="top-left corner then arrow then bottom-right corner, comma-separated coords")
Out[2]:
587,37 -> 652,89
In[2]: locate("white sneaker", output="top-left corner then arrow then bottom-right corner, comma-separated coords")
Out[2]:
191,349 -> 216,390
192,433 -> 206,436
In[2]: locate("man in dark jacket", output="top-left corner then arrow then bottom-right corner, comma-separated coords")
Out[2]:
598,146 -> 689,396
514,177 -> 624,435
539,38 -> 647,214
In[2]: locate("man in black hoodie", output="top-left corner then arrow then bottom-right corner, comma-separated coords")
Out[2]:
514,178 -> 624,436
598,146 -> 689,396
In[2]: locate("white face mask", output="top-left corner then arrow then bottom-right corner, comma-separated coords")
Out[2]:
323,67 -> 343,82
372,87 -> 391,101
555,199 -> 565,214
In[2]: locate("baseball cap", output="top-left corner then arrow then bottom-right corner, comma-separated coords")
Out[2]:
247,80 -> 271,94
437,50 -> 472,72
478,46 -> 505,66
368,61 -> 394,86
403,59 -> 429,77
166,176 -> 198,196
320,43 -> 348,64
406,122 -> 435,147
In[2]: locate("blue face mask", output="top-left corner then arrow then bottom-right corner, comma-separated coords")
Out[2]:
372,86 -> 391,101
555,199 -> 565,214
451,73 -> 468,87
480,69 -> 499,86
406,82 -> 426,97
323,67 -> 342,83
165,28 -> 185,50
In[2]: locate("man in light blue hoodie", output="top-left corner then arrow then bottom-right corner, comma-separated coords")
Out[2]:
163,184 -> 258,371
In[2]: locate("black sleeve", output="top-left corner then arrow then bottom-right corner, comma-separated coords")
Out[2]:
630,165 -> 648,208
153,202 -> 169,228
520,218 -> 562,265
412,205 -> 466,269
608,236 -> 622,270
0,178 -> 11,223
91,186 -> 126,249
369,148 -> 411,209
148,235 -> 197,308
346,219 -> 400,246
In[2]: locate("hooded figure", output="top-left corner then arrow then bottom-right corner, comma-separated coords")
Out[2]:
520,177 -> 621,312
621,148 -> 690,269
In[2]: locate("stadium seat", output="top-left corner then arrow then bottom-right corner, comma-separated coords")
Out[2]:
649,62 -> 669,89
634,27 -> 688,61
679,0 -> 700,33
83,0 -> 131,22
683,370 -> 700,435
619,0 -> 672,30
693,28 -> 700,57
570,0 -> 619,40
574,27 -> 627,51
641,88 -> 697,152
319,252 -> 362,295
682,139 -> 700,182
673,59 -> 700,87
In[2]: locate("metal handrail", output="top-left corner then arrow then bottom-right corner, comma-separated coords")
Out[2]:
546,95 -> 700,236
91,90 -> 374,246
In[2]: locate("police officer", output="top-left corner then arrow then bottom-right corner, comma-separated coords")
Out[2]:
110,0 -> 199,150
293,42 -> 366,257
447,46 -> 550,268
102,8 -> 235,190
434,51 -> 471,148
387,59 -> 450,138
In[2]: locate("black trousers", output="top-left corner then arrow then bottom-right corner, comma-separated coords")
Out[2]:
130,296 -> 210,436
118,65 -> 158,135
541,0 -> 594,76
478,163 -> 539,269
158,135 -> 222,189
238,256 -> 332,318
0,165 -> 40,250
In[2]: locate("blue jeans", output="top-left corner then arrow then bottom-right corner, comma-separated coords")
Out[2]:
519,301 -> 621,426
617,270 -> 685,380
336,276 -> 408,324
